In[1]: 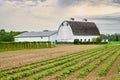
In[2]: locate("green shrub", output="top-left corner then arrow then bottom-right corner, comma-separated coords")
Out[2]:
118,65 -> 120,73
74,39 -> 79,44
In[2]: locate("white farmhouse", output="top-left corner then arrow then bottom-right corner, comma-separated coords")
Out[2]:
57,20 -> 100,42
14,31 -> 57,42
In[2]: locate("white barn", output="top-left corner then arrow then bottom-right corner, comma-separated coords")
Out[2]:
57,20 -> 100,42
14,20 -> 100,43
14,31 -> 57,42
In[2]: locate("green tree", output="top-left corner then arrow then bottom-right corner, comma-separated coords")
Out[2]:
115,34 -> 119,41
92,38 -> 96,43
0,29 -> 25,42
43,30 -> 49,32
96,36 -> 102,42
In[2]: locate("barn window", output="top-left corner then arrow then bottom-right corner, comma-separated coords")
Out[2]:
84,39 -> 86,42
67,23 -> 69,26
61,23 -> 64,26
88,39 -> 90,42
80,39 -> 82,42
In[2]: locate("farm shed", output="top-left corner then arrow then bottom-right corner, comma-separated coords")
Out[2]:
57,20 -> 100,42
102,36 -> 109,42
14,31 -> 57,42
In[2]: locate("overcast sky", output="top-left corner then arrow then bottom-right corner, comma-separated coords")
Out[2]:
0,0 -> 120,34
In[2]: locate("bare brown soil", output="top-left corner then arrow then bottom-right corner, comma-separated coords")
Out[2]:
0,45 -> 99,69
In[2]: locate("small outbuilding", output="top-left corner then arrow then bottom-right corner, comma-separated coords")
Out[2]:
102,36 -> 109,42
14,31 -> 57,42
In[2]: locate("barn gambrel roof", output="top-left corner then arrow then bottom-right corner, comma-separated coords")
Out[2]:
61,21 -> 100,36
14,31 -> 57,38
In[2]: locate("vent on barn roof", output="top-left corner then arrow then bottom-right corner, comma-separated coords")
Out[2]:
70,18 -> 75,21
83,18 -> 88,22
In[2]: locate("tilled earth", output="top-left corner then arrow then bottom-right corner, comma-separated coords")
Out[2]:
0,45 -> 99,69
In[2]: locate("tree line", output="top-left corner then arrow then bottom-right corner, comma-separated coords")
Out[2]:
0,29 -> 25,42
0,29 -> 120,42
102,34 -> 120,41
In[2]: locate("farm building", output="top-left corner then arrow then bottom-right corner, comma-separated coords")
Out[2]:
14,19 -> 100,43
57,20 -> 100,42
102,36 -> 109,42
14,31 -> 57,42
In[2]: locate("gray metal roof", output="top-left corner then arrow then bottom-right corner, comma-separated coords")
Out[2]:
59,21 -> 100,36
14,31 -> 58,38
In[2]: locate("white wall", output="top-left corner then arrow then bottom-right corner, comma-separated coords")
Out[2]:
49,33 -> 57,42
102,39 -> 109,42
73,35 -> 99,42
15,33 -> 58,42
15,37 -> 49,42
57,22 -> 74,42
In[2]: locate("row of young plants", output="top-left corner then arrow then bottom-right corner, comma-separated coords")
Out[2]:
55,47 -> 115,79
31,46 -> 114,80
77,47 -> 119,78
0,46 -> 106,74
118,65 -> 120,74
29,48 -> 109,80
0,42 -> 54,52
1,46 -> 107,80
98,50 -> 120,76
0,50 -> 95,78
0,46 -> 102,73
0,47 -> 103,78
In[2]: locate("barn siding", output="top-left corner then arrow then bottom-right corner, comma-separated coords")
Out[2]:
15,37 -> 49,42
57,22 -> 74,42
73,35 -> 99,42
49,33 -> 57,42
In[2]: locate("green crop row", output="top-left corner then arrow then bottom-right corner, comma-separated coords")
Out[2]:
0,46 -> 103,73
118,65 -> 120,73
1,46 -> 106,80
0,47 -> 104,78
31,46 -> 115,80
0,45 -> 117,80
30,49 -> 108,80
77,48 -> 118,78
98,51 -> 120,76
55,47 -> 115,79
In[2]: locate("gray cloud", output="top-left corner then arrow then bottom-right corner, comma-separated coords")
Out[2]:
1,0 -> 120,7
3,0 -> 47,7
7,0 -> 46,2
84,13 -> 120,25
58,0 -> 84,7
112,0 -> 120,4
57,0 -> 120,7
40,0 -> 46,2
90,16 -> 120,22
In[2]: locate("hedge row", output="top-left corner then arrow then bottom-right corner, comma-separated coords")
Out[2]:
0,42 -> 54,52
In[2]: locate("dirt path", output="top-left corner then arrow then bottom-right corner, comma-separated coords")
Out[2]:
0,45 -> 100,69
